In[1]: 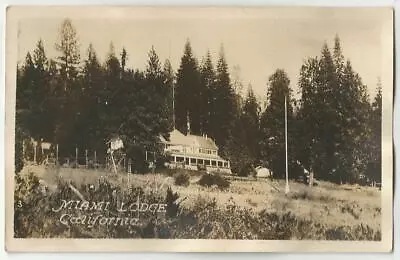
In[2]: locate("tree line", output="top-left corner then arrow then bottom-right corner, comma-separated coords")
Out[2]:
15,19 -> 382,184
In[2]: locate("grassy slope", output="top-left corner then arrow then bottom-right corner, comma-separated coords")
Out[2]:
19,164 -> 381,232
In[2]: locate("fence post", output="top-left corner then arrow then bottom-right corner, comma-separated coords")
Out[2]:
22,139 -> 25,160
94,150 -> 97,168
85,149 -> 88,168
56,144 -> 59,165
75,146 -> 78,167
128,159 -> 132,174
41,139 -> 44,155
33,142 -> 37,164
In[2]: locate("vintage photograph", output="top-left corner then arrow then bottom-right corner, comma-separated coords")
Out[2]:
5,6 -> 393,252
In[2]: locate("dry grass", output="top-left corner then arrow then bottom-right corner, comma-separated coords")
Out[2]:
20,164 -> 381,232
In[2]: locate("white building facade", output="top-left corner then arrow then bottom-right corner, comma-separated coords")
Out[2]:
161,129 -> 231,174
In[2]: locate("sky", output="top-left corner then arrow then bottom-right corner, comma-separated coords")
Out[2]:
17,7 -> 389,102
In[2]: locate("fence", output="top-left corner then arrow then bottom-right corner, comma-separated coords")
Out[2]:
22,139 -> 132,172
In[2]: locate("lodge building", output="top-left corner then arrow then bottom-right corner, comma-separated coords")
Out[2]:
161,129 -> 231,174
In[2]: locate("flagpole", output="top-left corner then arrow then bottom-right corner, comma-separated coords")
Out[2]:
172,81 -> 175,129
285,95 -> 290,194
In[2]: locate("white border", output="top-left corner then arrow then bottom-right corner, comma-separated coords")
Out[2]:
1,1 -> 397,258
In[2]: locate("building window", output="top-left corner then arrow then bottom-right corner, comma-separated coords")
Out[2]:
218,161 -> 223,167
212,150 -> 217,155
224,162 -> 228,168
190,158 -> 197,164
176,157 -> 184,162
205,160 -> 211,166
211,160 -> 216,166
198,159 -> 204,165
185,158 -> 190,165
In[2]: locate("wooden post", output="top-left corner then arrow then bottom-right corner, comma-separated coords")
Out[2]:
22,139 -> 25,160
128,159 -> 132,174
33,143 -> 37,164
85,149 -> 88,168
75,147 -> 78,167
56,144 -> 59,165
111,151 -> 117,175
94,150 -> 97,168
309,171 -> 314,187
123,157 -> 126,172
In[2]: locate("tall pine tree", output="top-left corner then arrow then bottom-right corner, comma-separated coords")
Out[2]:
163,58 -> 175,130
298,37 -> 373,183
199,50 -> 216,135
175,40 -> 202,135
259,69 -> 294,179
212,46 -> 236,151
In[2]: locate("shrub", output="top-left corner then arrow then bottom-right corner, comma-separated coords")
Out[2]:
174,171 -> 190,186
164,168 -> 175,177
165,187 -> 180,218
14,170 -> 381,241
198,173 -> 230,190
239,163 -> 256,177
15,125 -> 26,174
289,190 -> 313,200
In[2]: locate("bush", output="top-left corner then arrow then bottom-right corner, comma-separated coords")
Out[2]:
14,170 -> 381,240
198,173 -> 230,190
165,187 -> 180,218
174,171 -> 190,186
238,163 -> 256,177
15,124 -> 26,174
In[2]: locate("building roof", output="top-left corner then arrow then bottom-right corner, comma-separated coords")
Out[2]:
187,134 -> 218,150
163,129 -> 218,150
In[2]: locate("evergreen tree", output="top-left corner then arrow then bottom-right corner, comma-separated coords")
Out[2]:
16,53 -> 35,111
79,44 -> 105,150
367,81 -> 382,183
17,41 -> 54,142
225,86 -> 260,176
53,19 -> 82,155
116,47 -> 171,172
101,42 -> 122,138
297,37 -> 373,183
212,46 -> 237,150
199,50 -> 216,134
163,58 -> 175,130
55,18 -> 80,92
224,115 -> 253,176
175,40 -> 202,135
15,54 -> 35,163
120,47 -> 128,74
259,69 -> 293,179
241,86 -> 260,161
144,46 -> 170,138
295,57 -> 320,173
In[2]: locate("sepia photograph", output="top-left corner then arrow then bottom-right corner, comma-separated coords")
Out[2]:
5,6 -> 393,252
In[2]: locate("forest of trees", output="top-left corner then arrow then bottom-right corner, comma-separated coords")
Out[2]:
15,19 -> 382,184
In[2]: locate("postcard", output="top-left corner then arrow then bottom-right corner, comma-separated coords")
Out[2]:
5,6 -> 393,252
